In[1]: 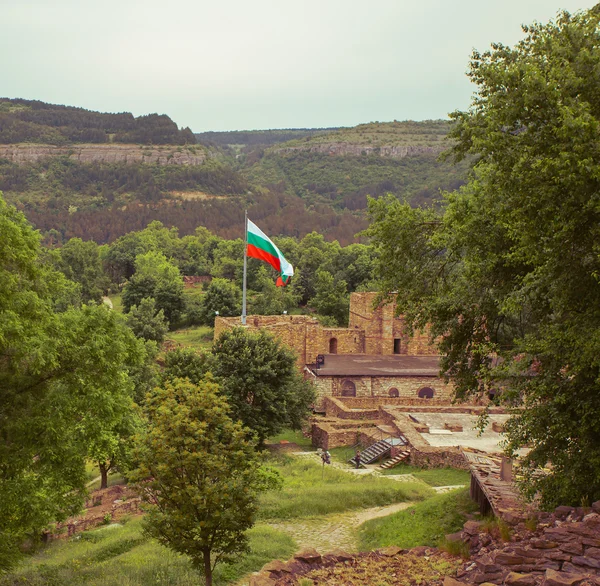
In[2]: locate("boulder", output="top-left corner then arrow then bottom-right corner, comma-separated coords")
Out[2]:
261,560 -> 291,574
505,571 -> 539,586
544,569 -> 587,586
378,546 -> 402,557
294,548 -> 322,564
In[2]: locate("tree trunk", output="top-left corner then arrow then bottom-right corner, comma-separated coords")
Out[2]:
99,462 -> 109,490
203,549 -> 212,586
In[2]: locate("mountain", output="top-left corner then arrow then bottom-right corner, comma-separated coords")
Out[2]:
0,100 -> 467,246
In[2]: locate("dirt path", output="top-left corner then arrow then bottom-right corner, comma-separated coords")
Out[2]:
267,501 -> 413,553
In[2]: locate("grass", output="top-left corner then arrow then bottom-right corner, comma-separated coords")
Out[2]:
0,519 -> 296,586
258,455 -> 434,521
380,464 -> 471,487
107,294 -> 123,314
265,429 -> 314,450
358,487 -> 479,551
165,326 -> 214,350
86,471 -> 125,492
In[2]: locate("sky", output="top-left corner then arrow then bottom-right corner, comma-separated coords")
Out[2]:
1,1 -> 597,132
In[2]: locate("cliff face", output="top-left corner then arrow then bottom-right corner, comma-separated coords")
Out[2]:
273,142 -> 445,158
0,143 -> 207,165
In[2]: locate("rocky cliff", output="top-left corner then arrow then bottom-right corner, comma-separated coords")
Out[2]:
0,143 -> 207,165
273,141 -> 445,158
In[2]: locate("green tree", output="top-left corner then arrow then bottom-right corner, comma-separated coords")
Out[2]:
249,266 -> 298,315
131,379 -> 281,586
211,328 -> 315,445
309,270 -> 350,326
161,347 -> 210,386
54,237 -> 110,304
198,278 -> 242,326
368,6 -> 600,508
126,297 -> 169,343
122,250 -> 185,324
0,194 -> 146,568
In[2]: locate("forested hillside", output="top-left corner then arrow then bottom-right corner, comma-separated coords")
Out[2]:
0,100 -> 468,246
0,98 -> 196,145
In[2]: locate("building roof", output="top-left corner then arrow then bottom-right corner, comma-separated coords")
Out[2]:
310,354 -> 441,377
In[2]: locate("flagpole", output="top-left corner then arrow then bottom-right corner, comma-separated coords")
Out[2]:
241,210 -> 248,325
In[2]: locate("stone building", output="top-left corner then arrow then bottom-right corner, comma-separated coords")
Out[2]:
214,292 -> 449,405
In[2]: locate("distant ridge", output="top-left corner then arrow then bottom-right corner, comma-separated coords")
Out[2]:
0,98 -> 196,145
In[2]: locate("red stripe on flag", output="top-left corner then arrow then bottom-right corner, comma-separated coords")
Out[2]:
247,243 -> 281,272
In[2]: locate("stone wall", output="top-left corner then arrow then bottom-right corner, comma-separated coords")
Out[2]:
348,292 -> 437,356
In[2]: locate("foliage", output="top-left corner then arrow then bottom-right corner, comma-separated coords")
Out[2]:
367,6 -> 600,508
309,270 -> 349,326
0,98 -> 195,145
358,488 -> 478,550
122,251 -> 185,324
125,297 -> 169,343
197,278 -> 242,326
131,378 -> 282,586
0,518 -> 296,586
211,328 -> 316,445
258,455 -> 433,521
0,193 -> 146,570
161,347 -> 210,385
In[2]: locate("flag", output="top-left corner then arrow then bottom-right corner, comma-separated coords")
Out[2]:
247,219 -> 294,286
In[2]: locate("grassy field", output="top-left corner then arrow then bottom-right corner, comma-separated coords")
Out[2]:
358,487 -> 479,551
381,465 -> 471,487
0,520 -> 296,586
266,429 -> 314,450
164,326 -> 214,350
258,455 -> 434,521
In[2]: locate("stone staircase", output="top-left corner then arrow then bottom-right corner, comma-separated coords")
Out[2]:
348,439 -> 393,467
379,450 -> 410,470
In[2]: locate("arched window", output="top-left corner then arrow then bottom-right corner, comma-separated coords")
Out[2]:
418,387 -> 435,399
329,338 -> 338,354
388,388 -> 399,398
340,379 -> 356,397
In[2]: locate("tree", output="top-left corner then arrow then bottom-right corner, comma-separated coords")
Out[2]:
131,379 -> 280,586
55,237 -> 110,304
249,266 -> 298,316
309,270 -> 350,326
367,6 -> 600,508
122,250 -> 185,324
198,278 -> 242,326
126,297 -> 169,343
211,328 -> 315,445
0,194 -> 146,569
161,347 -> 210,386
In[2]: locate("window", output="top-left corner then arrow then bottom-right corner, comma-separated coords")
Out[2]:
417,387 -> 435,399
329,338 -> 338,354
388,388 -> 399,398
393,339 -> 401,354
340,379 -> 356,397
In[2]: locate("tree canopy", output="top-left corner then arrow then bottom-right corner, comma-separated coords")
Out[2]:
368,6 -> 600,508
211,328 -> 315,445
131,378 -> 280,586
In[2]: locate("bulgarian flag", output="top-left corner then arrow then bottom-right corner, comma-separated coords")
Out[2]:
247,219 -> 294,286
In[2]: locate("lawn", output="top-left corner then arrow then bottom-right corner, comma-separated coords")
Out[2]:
380,464 -> 471,487
358,487 -> 479,551
0,519 -> 296,586
165,326 -> 214,350
266,429 -> 314,450
258,455 -> 434,521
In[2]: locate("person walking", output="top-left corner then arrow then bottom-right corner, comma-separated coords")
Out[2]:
355,449 -> 361,469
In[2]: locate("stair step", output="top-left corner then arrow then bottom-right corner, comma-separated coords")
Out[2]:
379,450 -> 411,469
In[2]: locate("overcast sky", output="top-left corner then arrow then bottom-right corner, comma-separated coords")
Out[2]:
2,1 -> 597,132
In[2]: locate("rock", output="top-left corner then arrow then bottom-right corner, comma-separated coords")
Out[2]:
582,538 -> 600,548
505,571 -> 539,586
444,577 -> 469,586
566,524 -> 600,539
583,513 -> 600,524
329,548 -> 353,561
591,501 -> 600,514
464,521 -> 483,535
249,573 -> 277,586
495,553 -> 528,566
586,548 -> 600,560
412,546 -> 434,557
446,532 -> 464,543
473,571 -> 506,584
294,548 -> 322,564
560,542 -> 584,556
378,546 -> 402,557
532,541 -> 560,550
261,560 -> 291,574
544,550 -> 572,562
572,556 -> 600,570
555,507 -> 576,518
477,554 -> 502,573
544,569 -> 587,586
